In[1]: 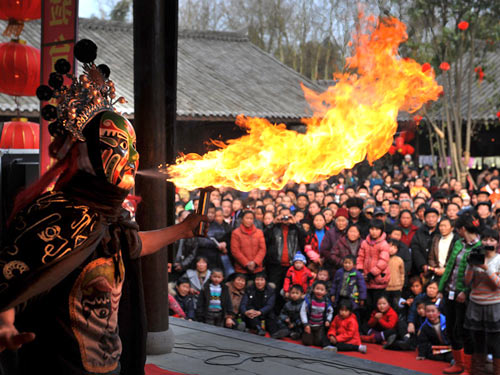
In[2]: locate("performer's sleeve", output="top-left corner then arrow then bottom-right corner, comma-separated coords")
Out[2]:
0,192 -> 104,312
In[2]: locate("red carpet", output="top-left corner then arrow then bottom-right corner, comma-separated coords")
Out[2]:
145,364 -> 197,375
279,337 -> 448,375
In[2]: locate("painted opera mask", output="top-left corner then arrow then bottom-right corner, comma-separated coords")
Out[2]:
98,111 -> 139,190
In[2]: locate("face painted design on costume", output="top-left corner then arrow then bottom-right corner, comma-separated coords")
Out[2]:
99,112 -> 139,190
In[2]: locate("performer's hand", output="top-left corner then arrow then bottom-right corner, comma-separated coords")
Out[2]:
0,324 -> 35,352
181,213 -> 209,238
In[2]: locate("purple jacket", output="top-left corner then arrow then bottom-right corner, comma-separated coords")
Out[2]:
330,268 -> 367,310
319,227 -> 345,268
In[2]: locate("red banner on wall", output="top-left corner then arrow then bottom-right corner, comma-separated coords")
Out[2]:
39,0 -> 78,174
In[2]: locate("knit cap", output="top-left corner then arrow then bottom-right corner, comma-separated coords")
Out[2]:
292,252 -> 307,264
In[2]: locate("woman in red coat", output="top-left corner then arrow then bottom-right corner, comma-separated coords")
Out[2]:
231,211 -> 266,278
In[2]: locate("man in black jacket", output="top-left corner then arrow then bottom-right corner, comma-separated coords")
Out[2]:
240,272 -> 278,336
264,208 -> 305,296
410,207 -> 439,276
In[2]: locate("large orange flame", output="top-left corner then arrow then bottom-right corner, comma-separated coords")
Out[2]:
167,16 -> 442,191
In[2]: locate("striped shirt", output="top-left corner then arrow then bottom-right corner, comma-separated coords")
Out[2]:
300,297 -> 333,326
466,254 -> 500,305
209,283 -> 222,311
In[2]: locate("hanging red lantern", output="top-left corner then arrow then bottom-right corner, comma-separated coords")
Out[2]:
388,145 -> 396,155
0,40 -> 40,96
395,136 -> 404,149
0,118 -> 39,149
0,0 -> 41,38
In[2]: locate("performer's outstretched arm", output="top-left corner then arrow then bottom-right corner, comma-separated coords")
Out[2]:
138,213 -> 207,257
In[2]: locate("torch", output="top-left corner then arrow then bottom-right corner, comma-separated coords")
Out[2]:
194,186 -> 215,236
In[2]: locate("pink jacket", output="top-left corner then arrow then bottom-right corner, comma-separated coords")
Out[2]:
356,232 -> 391,289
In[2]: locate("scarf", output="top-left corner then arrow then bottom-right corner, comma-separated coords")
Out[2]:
240,224 -> 256,235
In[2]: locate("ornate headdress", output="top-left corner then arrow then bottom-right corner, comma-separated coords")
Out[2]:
36,39 -> 126,142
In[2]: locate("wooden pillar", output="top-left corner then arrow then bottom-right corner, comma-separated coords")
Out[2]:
133,0 -> 178,353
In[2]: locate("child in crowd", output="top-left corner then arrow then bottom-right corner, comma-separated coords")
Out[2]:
240,272 -> 278,336
361,295 -> 398,344
407,280 -> 442,337
331,255 -> 367,317
416,302 -> 452,362
399,275 -> 423,321
356,219 -> 391,315
327,300 -> 367,353
273,284 -> 305,340
195,269 -> 233,327
282,252 -> 314,298
172,277 -> 196,320
226,273 -> 247,331
386,239 -> 405,311
316,267 -> 332,297
300,280 -> 334,348
386,301 -> 427,351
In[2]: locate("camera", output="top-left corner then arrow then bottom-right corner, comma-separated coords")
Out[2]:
467,245 -> 492,266
282,215 -> 290,221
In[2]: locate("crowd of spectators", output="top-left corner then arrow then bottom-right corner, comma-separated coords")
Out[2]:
168,162 -> 500,374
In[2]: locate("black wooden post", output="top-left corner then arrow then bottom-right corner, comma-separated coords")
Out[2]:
133,0 -> 178,353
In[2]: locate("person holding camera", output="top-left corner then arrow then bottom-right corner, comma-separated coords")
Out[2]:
264,207 -> 305,297
438,212 -> 482,375
464,227 -> 500,374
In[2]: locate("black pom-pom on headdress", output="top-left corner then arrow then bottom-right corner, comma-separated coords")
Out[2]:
48,121 -> 65,137
48,72 -> 64,89
36,85 -> 53,101
97,64 -> 111,79
41,105 -> 58,121
74,39 -> 97,63
54,58 -> 71,74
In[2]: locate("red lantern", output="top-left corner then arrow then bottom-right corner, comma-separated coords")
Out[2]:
395,136 -> 404,149
0,0 -> 41,38
0,40 -> 40,96
0,118 -> 39,149
388,145 -> 396,155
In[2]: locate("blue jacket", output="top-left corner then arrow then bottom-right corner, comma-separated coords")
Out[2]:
407,293 -> 443,325
330,268 -> 367,309
417,314 -> 449,358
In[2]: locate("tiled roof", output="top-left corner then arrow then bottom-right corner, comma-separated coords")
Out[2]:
0,18 -> 322,121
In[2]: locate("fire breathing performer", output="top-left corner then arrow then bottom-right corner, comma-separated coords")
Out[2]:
0,39 -> 206,374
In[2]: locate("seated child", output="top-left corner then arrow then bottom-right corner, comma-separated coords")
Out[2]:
195,268 -> 233,328
327,300 -> 367,353
416,302 -> 452,362
172,277 -> 196,320
331,255 -> 367,313
361,295 -> 398,344
385,301 -> 426,351
240,272 -> 278,336
272,284 -> 305,340
300,280 -> 334,349
386,239 -> 405,311
226,273 -> 247,331
282,252 -> 314,298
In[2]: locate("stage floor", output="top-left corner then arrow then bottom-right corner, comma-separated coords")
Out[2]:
146,318 -> 429,375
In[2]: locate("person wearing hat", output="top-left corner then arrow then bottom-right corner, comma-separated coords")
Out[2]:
346,197 -> 369,238
476,190 -> 491,204
320,208 -> 349,276
0,40 -> 206,374
282,252 -> 314,299
410,207 -> 439,276
476,201 -> 495,228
